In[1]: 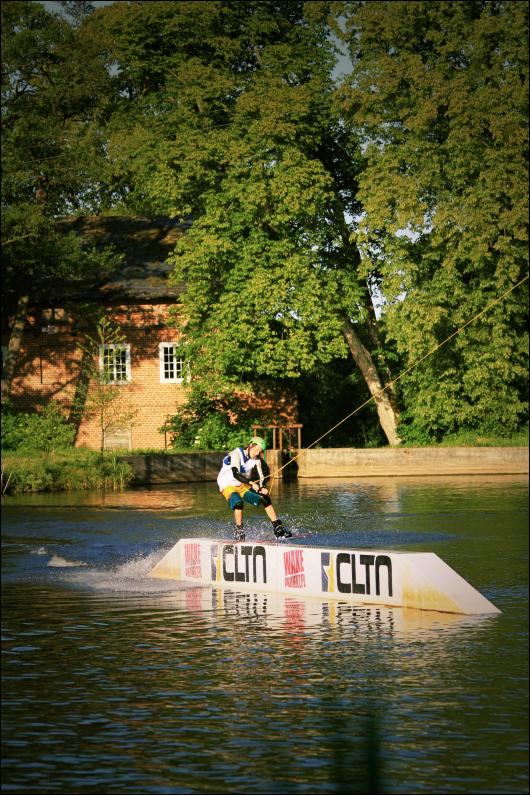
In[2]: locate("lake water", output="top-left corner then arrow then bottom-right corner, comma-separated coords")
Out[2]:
1,475 -> 528,794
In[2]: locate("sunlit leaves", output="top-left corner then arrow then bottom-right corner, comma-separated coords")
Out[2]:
341,0 -> 528,438
97,2 -> 361,393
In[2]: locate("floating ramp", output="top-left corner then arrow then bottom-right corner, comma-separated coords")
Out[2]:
150,539 -> 501,615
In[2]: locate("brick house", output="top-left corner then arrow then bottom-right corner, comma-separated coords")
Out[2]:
2,216 -> 297,451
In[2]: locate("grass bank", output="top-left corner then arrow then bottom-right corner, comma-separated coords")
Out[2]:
1,449 -> 134,496
423,429 -> 528,447
2,429 -> 527,495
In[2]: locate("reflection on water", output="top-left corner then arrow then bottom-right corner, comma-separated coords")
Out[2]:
4,472 -> 527,511
185,585 -> 496,641
1,476 -> 528,794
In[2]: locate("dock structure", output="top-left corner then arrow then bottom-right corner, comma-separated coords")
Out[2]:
150,539 -> 501,615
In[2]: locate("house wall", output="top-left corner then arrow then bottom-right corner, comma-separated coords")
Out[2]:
6,306 -> 189,450
77,328 -> 189,451
5,303 -> 298,452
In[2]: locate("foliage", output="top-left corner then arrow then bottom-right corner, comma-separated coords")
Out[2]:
1,0 -> 120,400
162,385 -> 274,451
341,0 -> 529,439
1,458 -> 54,495
295,359 -> 386,448
1,0 -> 113,219
1,449 -> 133,495
435,427 -> 529,449
2,1 -> 528,447
1,401 -> 76,453
94,0 -> 397,441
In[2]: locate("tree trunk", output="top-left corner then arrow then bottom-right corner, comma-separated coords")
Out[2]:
324,195 -> 401,426
342,317 -> 401,446
68,344 -> 94,442
361,293 -> 401,418
1,294 -> 30,402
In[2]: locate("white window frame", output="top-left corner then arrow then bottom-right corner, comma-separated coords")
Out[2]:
159,342 -> 185,383
99,344 -> 131,384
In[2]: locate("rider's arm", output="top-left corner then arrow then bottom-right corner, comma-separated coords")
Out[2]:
229,449 -> 253,486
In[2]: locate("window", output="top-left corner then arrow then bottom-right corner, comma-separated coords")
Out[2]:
159,343 -> 185,383
99,344 -> 131,383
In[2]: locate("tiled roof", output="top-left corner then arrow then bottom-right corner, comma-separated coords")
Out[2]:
55,215 -> 191,301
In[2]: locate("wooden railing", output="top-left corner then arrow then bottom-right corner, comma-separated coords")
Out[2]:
251,423 -> 302,451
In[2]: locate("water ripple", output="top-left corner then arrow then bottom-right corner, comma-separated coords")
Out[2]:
2,478 -> 528,794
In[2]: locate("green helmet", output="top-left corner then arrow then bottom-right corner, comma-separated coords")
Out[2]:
249,436 -> 266,453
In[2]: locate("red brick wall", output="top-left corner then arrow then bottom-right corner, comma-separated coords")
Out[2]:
6,304 -> 188,451
76,326 -> 189,450
4,302 -> 298,451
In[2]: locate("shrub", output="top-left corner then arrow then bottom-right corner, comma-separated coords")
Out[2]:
1,402 -> 76,452
1,403 -> 28,451
1,450 -> 134,495
162,387 -> 272,451
1,460 -> 54,494
193,414 -> 256,451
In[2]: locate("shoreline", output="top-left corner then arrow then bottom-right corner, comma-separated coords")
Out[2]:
120,446 -> 529,485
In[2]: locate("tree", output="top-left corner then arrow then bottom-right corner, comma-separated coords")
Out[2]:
74,317 -> 138,453
340,0 -> 528,439
1,0 -> 115,400
95,0 -> 402,445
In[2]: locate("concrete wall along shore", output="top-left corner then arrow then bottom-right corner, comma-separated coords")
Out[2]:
295,446 -> 529,478
121,447 -> 528,485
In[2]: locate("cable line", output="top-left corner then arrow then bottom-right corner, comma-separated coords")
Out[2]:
267,273 -> 529,486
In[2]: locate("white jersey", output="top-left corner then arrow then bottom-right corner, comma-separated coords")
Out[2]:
217,447 -> 265,492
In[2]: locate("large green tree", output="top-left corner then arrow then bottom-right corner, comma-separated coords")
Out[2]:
1,0 -> 114,400
340,0 -> 528,439
96,0 -> 402,445
6,1 -> 525,444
